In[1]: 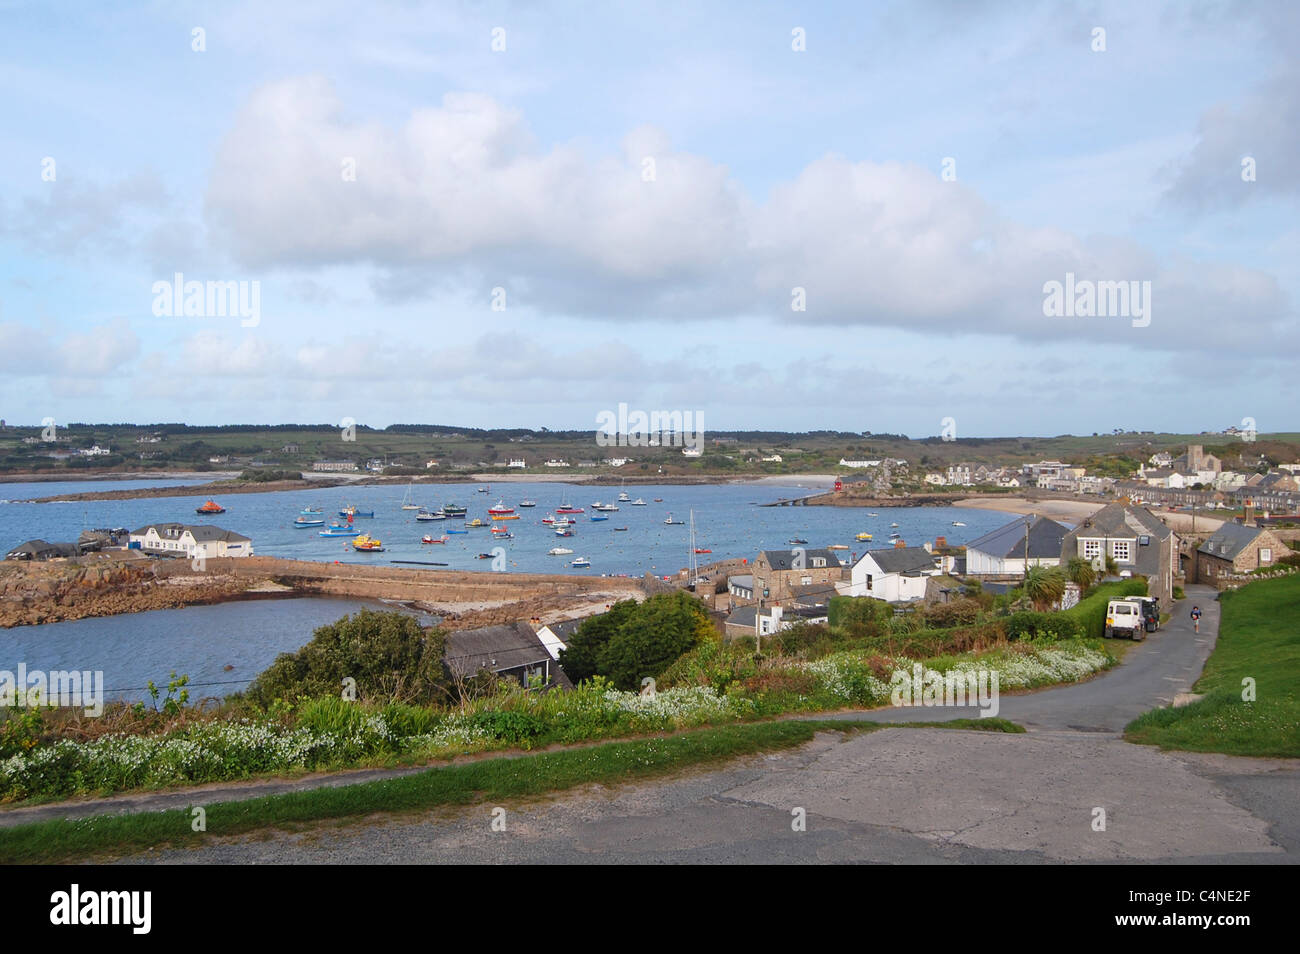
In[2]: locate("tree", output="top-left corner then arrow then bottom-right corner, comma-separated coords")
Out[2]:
1023,566 -> 1068,611
1065,557 -> 1097,591
598,592 -> 716,690
247,609 -> 452,706
557,599 -> 638,683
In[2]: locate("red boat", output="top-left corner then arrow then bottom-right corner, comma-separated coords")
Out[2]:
487,500 -> 515,515
555,506 -> 584,514
694,548 -> 712,554
195,500 -> 225,515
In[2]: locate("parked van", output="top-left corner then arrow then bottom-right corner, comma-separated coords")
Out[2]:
1105,599 -> 1146,640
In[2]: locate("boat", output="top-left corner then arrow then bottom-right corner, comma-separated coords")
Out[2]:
540,513 -> 556,524
351,534 -> 384,552
488,500 -> 515,515
490,513 -> 520,521
890,522 -> 900,528
571,557 -> 591,568
339,506 -> 374,518
446,527 -> 468,534
554,528 -> 575,537
476,552 -> 495,559
478,486 -> 490,493
617,491 -> 631,502
442,504 -> 467,517
630,498 -> 646,506
552,515 -> 573,527
466,518 -> 487,528
421,535 -> 447,544
490,531 -> 513,540
951,521 -> 967,527
319,523 -> 361,537
195,500 -> 225,515
653,498 -> 663,503
590,514 -> 609,522
889,532 -> 902,539
788,537 -> 808,545
555,504 -> 584,514
518,499 -> 536,508
400,483 -> 420,510
664,513 -> 684,525
548,547 -> 574,555
694,548 -> 712,554
855,532 -> 872,541
416,509 -> 446,521
294,515 -> 325,527
613,526 -> 628,531
300,506 -> 323,515
592,501 -> 619,512
827,544 -> 849,550
868,513 -> 879,517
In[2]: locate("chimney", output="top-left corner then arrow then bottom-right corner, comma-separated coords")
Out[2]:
1244,499 -> 1255,526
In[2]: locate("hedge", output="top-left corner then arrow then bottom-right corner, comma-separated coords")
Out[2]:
1004,611 -> 1084,641
1062,579 -> 1150,637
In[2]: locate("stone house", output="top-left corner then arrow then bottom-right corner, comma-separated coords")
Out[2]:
750,548 -> 846,604
1193,522 -> 1289,584
1059,502 -> 1177,609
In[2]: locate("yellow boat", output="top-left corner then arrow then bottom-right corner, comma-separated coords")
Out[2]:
490,513 -> 520,520
466,518 -> 487,527
351,534 -> 384,552
856,532 -> 872,541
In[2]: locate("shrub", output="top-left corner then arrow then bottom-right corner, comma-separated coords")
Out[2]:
1004,611 -> 1084,641
921,598 -> 984,629
467,709 -> 547,747
1062,579 -> 1149,637
246,610 -> 452,706
561,592 -> 717,691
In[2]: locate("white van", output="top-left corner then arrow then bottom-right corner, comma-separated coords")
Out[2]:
1105,599 -> 1146,640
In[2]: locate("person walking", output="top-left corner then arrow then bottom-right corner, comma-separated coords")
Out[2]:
1191,604 -> 1202,633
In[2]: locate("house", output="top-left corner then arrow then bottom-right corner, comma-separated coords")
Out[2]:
129,523 -> 254,559
847,546 -> 941,602
760,454 -> 783,463
531,617 -> 586,661
507,458 -> 527,469
839,458 -> 881,468
1193,522 -> 1288,583
5,539 -> 79,561
1059,501 -> 1177,609
723,603 -> 828,641
750,548 -> 846,603
964,514 -> 1070,577
727,574 -> 754,601
443,621 -> 562,688
946,463 -> 975,486
78,445 -> 112,457
924,472 -> 945,486
313,460 -> 359,472
543,459 -> 571,468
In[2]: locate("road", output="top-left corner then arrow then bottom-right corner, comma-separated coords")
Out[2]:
123,584 -> 1297,864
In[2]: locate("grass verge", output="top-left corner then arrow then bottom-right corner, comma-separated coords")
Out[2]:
1124,575 -> 1300,758
0,717 -> 1018,863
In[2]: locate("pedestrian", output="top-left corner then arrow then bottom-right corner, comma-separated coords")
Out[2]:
1191,604 -> 1202,633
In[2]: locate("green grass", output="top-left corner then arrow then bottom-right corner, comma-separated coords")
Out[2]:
1125,575 -> 1300,757
0,717 -> 1016,863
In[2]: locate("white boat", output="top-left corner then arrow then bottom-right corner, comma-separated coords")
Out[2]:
868,512 -> 879,517
617,491 -> 631,502
951,521 -> 966,527
664,512 -> 684,525
548,547 -> 574,555
630,498 -> 646,506
518,499 -> 536,508
890,522 -> 900,528
592,501 -> 619,512
400,482 -> 419,510
571,557 -> 591,568
416,509 -> 446,521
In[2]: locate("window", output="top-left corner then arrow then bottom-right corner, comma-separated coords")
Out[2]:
1082,540 -> 1101,561
801,576 -> 812,585
865,574 -> 873,591
1111,541 -> 1131,562
1260,548 -> 1272,564
812,557 -> 825,568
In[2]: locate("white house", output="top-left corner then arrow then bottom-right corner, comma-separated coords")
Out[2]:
924,472 -> 945,485
79,445 -> 112,457
839,458 -> 881,468
507,458 -> 527,469
129,523 -> 254,559
760,454 -> 783,463
848,546 -> 941,602
682,447 -> 702,457
964,514 -> 1069,577
544,459 -> 571,468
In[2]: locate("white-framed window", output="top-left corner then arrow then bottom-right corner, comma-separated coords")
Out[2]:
801,575 -> 812,585
1082,539 -> 1101,561
1260,548 -> 1272,564
1112,540 -> 1131,562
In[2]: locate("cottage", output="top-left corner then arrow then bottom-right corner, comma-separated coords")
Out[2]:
723,603 -> 828,641
1059,502 -> 1176,609
847,546 -> 941,602
1193,522 -> 1288,583
750,548 -> 846,603
964,514 -> 1070,577
129,523 -> 254,559
5,539 -> 79,561
443,621 -> 563,688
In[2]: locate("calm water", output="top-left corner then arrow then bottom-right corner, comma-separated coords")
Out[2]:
0,479 -> 1019,577
0,597 -> 428,704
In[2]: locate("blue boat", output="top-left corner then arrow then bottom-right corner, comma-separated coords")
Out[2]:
300,506 -> 323,515
590,515 -> 609,521
339,507 -> 374,518
319,523 -> 361,537
293,516 -> 325,528
446,527 -> 469,534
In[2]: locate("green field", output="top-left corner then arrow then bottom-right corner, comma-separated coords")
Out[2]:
1125,575 -> 1300,757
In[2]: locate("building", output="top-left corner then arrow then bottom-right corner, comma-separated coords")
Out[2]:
443,621 -> 561,688
1193,522 -> 1288,583
1059,502 -> 1177,608
543,459 -> 571,468
129,523 -> 254,559
530,617 -> 586,661
78,445 -> 112,457
5,539 -> 80,561
313,460 -> 359,472
1172,445 -> 1221,475
727,574 -> 754,601
750,548 -> 846,603
964,514 -> 1070,577
507,458 -> 527,469
847,546 -> 941,602
839,458 -> 881,468
723,603 -> 828,641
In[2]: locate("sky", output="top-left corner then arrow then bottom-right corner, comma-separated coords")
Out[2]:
0,0 -> 1296,437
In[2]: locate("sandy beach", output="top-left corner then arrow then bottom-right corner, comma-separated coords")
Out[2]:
954,495 -> 1224,533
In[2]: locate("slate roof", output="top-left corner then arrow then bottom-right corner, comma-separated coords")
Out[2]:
131,523 -> 251,543
759,548 -> 843,570
1198,522 -> 1269,560
443,621 -> 553,678
1070,502 -> 1171,540
857,546 -> 936,574
966,514 -> 1070,560
726,605 -> 759,629
5,539 -> 78,559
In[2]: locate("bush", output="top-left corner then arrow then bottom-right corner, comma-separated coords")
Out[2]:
828,595 -> 890,631
1004,611 -> 1084,641
560,592 -> 716,691
246,610 -> 452,706
467,709 -> 547,747
921,598 -> 984,629
1062,579 -> 1149,637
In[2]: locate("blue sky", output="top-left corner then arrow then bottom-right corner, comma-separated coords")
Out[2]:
1,0 -> 1296,436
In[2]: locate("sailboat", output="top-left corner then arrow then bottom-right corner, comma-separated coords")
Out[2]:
400,483 -> 419,510
688,511 -> 708,586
